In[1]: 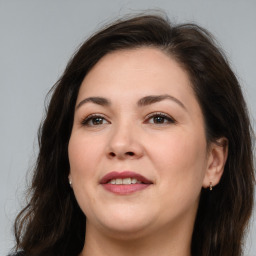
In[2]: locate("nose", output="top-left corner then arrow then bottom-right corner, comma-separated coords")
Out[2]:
106,122 -> 144,160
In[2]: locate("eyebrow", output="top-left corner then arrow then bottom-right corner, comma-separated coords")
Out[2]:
137,94 -> 186,110
76,94 -> 186,111
76,97 -> 110,109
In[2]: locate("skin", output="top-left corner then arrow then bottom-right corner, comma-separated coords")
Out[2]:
68,47 -> 227,256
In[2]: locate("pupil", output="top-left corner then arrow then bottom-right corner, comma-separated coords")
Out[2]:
93,118 -> 103,125
154,116 -> 164,123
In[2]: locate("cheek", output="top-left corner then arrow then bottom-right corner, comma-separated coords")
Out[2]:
68,133 -> 103,175
68,134 -> 103,213
143,129 -> 208,223
68,133 -> 106,210
149,130 -> 207,186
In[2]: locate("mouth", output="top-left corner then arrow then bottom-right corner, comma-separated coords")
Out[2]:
100,171 -> 153,195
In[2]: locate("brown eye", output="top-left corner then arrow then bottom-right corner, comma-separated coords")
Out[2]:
91,117 -> 105,125
153,116 -> 166,124
81,115 -> 109,126
146,112 -> 176,125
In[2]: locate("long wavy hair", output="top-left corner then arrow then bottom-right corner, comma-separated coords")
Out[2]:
14,14 -> 255,256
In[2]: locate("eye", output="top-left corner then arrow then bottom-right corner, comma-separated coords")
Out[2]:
146,112 -> 176,125
81,114 -> 109,126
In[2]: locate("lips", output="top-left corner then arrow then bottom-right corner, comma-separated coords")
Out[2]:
100,171 -> 153,195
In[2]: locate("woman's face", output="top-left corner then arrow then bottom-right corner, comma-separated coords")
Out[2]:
68,47 -> 213,238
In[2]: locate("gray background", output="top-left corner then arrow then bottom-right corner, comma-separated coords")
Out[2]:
1,0 -> 255,255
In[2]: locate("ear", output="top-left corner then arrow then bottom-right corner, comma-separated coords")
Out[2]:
202,137 -> 228,189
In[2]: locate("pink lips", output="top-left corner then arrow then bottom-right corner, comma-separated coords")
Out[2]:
100,171 -> 153,195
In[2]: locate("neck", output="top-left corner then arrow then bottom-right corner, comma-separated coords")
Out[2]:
79,217 -> 193,256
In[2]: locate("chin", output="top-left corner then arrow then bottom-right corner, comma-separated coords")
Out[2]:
93,209 -> 154,238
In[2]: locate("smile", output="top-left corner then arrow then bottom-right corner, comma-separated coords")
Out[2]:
108,178 -> 142,184
100,171 -> 153,195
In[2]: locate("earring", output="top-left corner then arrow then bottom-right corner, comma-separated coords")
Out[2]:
209,182 -> 213,191
68,178 -> 72,187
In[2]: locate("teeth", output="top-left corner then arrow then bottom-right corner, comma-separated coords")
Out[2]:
116,178 -> 122,184
123,178 -> 131,184
131,178 -> 137,184
107,178 -> 142,184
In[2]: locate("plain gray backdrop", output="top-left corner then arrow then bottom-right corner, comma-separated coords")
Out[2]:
1,0 -> 255,255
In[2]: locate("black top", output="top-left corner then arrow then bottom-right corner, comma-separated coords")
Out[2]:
8,252 -> 24,256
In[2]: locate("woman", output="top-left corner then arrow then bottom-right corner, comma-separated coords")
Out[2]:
11,14 -> 254,256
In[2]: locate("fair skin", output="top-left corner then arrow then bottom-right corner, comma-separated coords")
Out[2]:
68,47 -> 227,256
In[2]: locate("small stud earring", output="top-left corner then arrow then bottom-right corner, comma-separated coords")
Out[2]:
209,182 -> 213,191
69,178 -> 72,187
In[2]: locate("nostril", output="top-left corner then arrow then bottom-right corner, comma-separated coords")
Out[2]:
126,152 -> 135,156
108,151 -> 135,158
109,152 -> 115,157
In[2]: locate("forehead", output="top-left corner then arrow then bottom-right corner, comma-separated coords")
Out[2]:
78,47 -> 195,99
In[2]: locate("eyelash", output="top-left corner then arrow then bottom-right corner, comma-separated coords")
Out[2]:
145,112 -> 176,125
81,114 -> 109,126
81,112 -> 176,127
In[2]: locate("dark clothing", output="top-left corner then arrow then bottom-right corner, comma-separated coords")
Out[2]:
8,252 -> 25,256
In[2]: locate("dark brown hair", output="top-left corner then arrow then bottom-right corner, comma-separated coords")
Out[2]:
14,14 -> 255,256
